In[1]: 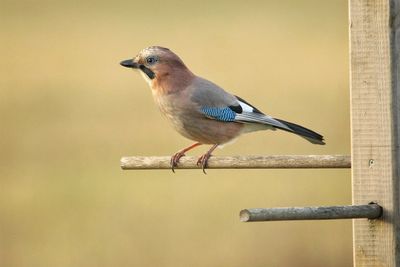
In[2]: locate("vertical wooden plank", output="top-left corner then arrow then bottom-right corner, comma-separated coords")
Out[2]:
350,0 -> 400,266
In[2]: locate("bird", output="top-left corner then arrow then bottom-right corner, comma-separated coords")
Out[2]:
120,46 -> 325,173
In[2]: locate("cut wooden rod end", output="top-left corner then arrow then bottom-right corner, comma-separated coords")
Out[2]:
240,204 -> 382,222
240,210 -> 251,222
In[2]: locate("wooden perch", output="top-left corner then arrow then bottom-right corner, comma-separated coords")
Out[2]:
120,155 -> 350,170
239,204 -> 382,222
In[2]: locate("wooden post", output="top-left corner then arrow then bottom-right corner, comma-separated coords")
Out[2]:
350,0 -> 400,266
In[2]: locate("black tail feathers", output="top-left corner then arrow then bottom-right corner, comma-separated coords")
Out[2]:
274,118 -> 325,145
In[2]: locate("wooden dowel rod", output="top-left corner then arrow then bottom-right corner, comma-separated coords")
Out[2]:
120,155 -> 350,170
239,204 -> 382,222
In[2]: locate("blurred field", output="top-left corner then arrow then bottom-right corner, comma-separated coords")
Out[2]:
0,0 -> 350,266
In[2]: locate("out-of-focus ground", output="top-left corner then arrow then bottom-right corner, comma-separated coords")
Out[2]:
0,0 -> 350,266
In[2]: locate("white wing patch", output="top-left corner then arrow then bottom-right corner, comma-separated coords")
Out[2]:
234,96 -> 292,131
238,100 -> 254,113
234,100 -> 292,131
237,99 -> 276,119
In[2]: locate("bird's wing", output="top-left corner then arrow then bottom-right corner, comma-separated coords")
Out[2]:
189,77 -> 292,131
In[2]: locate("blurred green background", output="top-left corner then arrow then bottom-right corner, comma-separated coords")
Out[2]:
0,0 -> 350,266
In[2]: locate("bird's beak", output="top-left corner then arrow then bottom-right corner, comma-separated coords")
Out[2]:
120,59 -> 139,69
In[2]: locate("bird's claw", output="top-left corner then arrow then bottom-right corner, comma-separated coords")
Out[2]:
170,152 -> 185,173
196,153 -> 212,174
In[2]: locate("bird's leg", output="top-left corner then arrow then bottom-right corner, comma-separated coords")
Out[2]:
170,142 -> 202,173
196,144 -> 219,174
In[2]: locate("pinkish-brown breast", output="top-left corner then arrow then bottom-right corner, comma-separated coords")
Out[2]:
152,89 -> 243,144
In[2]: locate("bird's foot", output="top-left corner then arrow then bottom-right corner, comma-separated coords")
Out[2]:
196,153 -> 212,174
170,152 -> 185,173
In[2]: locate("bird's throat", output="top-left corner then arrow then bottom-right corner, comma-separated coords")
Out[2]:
139,65 -> 155,80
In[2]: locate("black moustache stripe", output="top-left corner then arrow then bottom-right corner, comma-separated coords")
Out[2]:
139,65 -> 155,79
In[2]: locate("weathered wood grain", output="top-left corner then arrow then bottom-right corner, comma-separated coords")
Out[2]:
120,155 -> 350,170
350,0 -> 400,265
240,204 -> 382,222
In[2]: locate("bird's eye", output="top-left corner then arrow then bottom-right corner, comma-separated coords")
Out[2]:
146,56 -> 157,65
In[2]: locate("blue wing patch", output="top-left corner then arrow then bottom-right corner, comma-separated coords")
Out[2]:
201,107 -> 236,122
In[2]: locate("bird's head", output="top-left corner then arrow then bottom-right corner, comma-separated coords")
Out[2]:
120,46 -> 193,88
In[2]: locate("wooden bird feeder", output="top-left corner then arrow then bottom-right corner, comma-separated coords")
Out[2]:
121,1 -> 400,265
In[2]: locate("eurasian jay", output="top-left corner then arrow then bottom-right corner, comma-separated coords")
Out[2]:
120,46 -> 324,173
